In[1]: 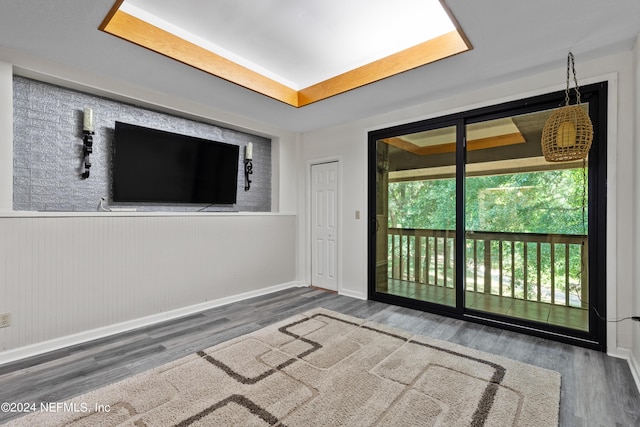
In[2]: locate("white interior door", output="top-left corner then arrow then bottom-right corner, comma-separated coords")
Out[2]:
311,161 -> 338,291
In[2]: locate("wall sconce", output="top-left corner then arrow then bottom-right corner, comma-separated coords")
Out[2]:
81,107 -> 94,179
244,142 -> 253,191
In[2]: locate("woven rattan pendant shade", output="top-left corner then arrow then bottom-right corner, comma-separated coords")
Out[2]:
541,53 -> 593,162
541,105 -> 593,162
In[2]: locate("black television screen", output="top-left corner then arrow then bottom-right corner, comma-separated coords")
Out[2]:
112,121 -> 239,204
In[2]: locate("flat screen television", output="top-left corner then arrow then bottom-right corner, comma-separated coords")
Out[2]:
112,121 -> 239,204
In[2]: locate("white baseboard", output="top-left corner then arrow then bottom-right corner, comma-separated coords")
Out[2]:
608,347 -> 640,394
629,354 -> 640,394
625,351 -> 640,394
0,281 -> 305,367
339,289 -> 366,300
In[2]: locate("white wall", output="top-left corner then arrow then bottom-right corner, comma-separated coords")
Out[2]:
300,50 -> 636,356
2,43 -> 638,366
0,48 -> 301,214
0,213 -> 297,363
301,125 -> 367,299
632,34 -> 640,382
0,54 -> 303,363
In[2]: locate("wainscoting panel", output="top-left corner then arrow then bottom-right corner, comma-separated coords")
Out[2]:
0,214 -> 296,354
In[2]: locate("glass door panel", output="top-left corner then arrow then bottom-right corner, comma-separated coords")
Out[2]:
463,109 -> 589,332
375,125 -> 457,307
370,83 -> 606,349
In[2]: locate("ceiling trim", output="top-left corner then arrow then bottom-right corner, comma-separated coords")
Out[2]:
383,132 -> 526,156
297,31 -> 470,107
99,1 -> 471,108
389,157 -> 585,182
99,8 -> 299,106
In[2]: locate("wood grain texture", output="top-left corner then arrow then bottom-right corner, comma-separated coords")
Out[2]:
298,31 -> 470,107
98,0 -> 124,31
100,7 -> 470,108
383,132 -> 525,156
101,10 -> 299,106
0,287 -> 637,425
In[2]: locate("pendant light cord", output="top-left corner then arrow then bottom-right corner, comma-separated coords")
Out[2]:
565,52 -> 581,106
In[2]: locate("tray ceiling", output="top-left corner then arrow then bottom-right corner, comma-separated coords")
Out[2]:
2,0 -> 639,132
101,0 -> 471,107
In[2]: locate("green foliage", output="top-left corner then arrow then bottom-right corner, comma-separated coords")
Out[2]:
387,168 -> 588,305
388,168 -> 588,235
388,179 -> 456,230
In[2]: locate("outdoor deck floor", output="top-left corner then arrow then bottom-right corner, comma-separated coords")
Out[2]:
380,278 -> 589,331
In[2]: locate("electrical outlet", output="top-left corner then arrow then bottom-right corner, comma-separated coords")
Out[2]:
0,313 -> 11,328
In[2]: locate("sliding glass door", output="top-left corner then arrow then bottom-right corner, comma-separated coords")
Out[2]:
464,111 -> 590,331
368,83 -> 607,350
374,123 -> 458,308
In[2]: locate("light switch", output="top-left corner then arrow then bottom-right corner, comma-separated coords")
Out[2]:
355,210 -> 360,219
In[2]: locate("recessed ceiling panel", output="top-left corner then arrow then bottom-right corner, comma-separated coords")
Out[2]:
100,0 -> 471,107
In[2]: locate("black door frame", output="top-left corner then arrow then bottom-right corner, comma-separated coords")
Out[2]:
367,82 -> 608,351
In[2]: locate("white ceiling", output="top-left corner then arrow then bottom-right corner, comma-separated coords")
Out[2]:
0,0 -> 639,133
122,0 -> 456,89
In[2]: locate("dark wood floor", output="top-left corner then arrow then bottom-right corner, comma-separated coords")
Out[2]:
0,287 -> 638,426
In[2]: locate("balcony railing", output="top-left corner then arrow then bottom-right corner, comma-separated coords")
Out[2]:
388,228 -> 588,308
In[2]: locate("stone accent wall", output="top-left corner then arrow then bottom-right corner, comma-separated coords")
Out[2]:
13,76 -> 271,212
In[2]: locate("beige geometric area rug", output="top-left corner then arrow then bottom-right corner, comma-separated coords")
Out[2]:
8,308 -> 560,426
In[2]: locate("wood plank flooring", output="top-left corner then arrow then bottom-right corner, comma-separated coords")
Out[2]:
383,278 -> 589,331
0,287 -> 638,426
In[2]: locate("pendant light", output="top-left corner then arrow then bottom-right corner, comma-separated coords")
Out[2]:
541,52 -> 593,162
